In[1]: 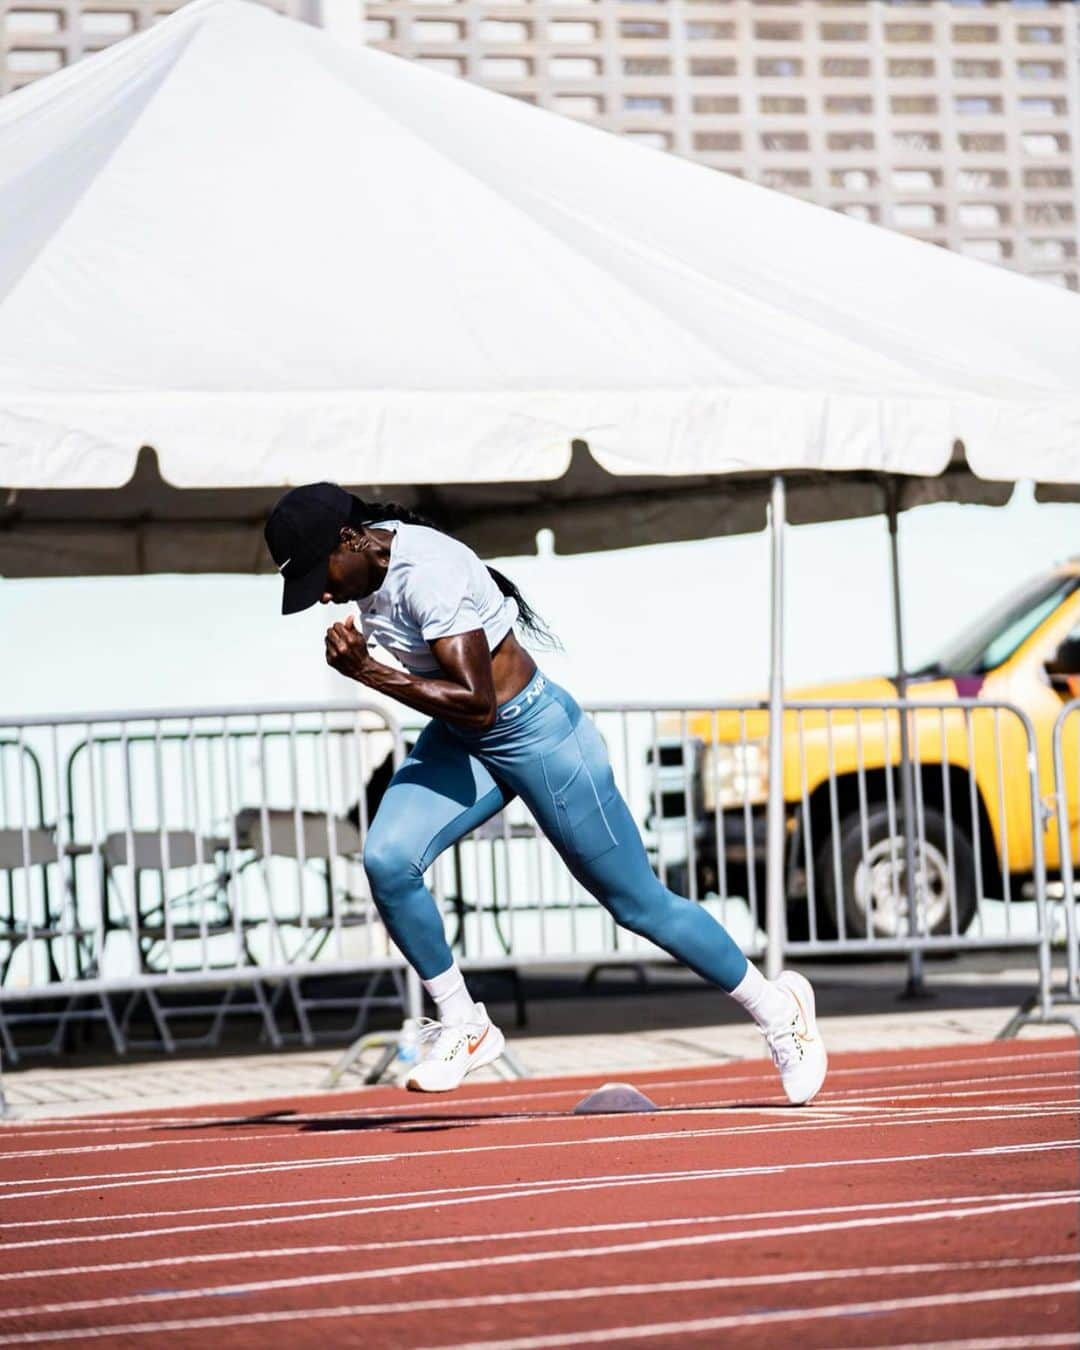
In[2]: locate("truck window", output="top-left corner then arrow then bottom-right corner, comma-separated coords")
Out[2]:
919,573 -> 1080,677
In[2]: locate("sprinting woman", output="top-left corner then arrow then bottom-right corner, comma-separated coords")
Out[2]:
265,483 -> 827,1103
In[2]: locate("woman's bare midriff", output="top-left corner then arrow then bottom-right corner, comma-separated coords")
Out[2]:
490,630 -> 538,707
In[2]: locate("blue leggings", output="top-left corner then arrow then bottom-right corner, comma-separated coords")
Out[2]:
363,670 -> 749,991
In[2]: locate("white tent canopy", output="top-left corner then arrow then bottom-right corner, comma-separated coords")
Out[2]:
3,0 -> 1080,515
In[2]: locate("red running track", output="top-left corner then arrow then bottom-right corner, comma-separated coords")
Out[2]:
0,1037 -> 1077,1349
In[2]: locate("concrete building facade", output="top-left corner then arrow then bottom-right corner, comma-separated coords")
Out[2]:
2,0 -> 1078,290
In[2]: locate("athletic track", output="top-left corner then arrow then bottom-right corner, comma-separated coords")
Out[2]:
0,1037 -> 1077,1349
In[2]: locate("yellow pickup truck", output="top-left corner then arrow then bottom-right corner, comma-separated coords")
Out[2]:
653,563 -> 1080,939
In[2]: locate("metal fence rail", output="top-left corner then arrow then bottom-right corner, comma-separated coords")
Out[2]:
1051,698 -> 1080,1009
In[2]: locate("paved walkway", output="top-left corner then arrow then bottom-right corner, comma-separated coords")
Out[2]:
3,985 -> 1074,1120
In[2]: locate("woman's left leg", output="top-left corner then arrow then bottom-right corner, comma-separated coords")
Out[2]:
504,709 -> 750,990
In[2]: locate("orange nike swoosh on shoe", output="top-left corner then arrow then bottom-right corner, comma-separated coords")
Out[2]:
468,1026 -> 489,1056
790,990 -> 817,1043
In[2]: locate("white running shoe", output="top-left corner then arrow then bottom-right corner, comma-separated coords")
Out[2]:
404,1003 -> 506,1093
764,970 -> 827,1106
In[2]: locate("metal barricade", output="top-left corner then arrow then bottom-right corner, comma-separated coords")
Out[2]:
1051,698 -> 1080,1010
5,690 -> 1077,1061
0,700 -> 404,1058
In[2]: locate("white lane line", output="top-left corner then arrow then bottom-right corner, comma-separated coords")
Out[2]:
4,1195 -> 1077,1324
842,1333 -> 1080,1344
3,1068 -> 1076,1170
3,1189 -> 1071,1285
839,1337 -> 1080,1350
2,1058 -> 1069,1155
1,1269 -> 1075,1347
1,1046 -> 1074,1141
0,1107 -> 820,1170
4,1102 -> 1077,1203
2,1139 -> 1075,1251
420,1281 -> 1080,1350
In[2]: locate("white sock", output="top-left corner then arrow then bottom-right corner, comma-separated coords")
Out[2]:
422,962 -> 480,1026
728,963 -> 796,1031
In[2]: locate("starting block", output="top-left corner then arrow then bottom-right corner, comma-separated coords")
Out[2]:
573,1081 -> 658,1115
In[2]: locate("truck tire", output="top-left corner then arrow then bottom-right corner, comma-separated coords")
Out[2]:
818,804 -> 978,940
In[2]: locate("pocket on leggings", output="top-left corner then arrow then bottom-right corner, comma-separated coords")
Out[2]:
540,726 -> 618,863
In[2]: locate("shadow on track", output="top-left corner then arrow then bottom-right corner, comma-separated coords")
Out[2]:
162,1099 -> 784,1137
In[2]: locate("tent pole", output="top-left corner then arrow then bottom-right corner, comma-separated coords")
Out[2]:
765,476 -> 787,980
887,481 -> 928,999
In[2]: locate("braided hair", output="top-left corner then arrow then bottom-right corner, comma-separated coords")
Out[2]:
347,496 -> 560,651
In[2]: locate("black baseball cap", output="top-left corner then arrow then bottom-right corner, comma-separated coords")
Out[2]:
264,482 -> 355,614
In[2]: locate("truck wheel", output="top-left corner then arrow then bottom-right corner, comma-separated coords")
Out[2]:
818,805 -> 978,940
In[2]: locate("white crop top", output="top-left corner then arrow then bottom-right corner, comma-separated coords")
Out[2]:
354,522 -> 519,674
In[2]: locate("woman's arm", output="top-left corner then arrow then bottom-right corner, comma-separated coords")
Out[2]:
324,617 -> 498,730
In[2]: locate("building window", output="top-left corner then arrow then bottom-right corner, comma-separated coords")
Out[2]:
953,25 -> 999,44
690,58 -> 735,78
760,96 -> 806,115
1024,168 -> 1072,189
894,203 -> 941,229
1023,132 -> 1069,157
756,58 -> 802,78
821,23 -> 869,42
555,95 -> 603,118
885,24 -> 932,43
694,132 -> 742,152
954,97 -> 1001,116
1019,26 -> 1062,45
1030,239 -> 1072,263
548,21 -> 595,44
6,10 -> 62,34
365,18 -> 393,41
827,131 -> 875,151
888,59 -> 935,78
694,96 -> 740,115
627,58 -> 671,77
482,58 -> 531,80
754,22 -> 802,41
413,20 -> 464,43
7,48 -> 63,74
620,21 -> 668,39
827,96 -> 873,115
1026,202 -> 1074,226
761,131 -> 809,153
83,12 -> 136,39
551,57 -> 601,79
1018,62 -> 1065,81
1021,97 -> 1066,117
687,22 -> 735,40
836,204 -> 879,223
892,96 -> 938,115
960,239 -> 1009,263
957,168 -> 1008,191
893,169 -> 941,192
830,168 -> 877,190
762,169 -> 812,190
954,60 -> 1001,79
958,132 -> 1005,153
893,130 -> 941,152
959,203 -> 1006,228
625,95 -> 671,114
823,58 -> 870,78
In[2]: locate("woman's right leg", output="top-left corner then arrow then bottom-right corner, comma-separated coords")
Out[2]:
362,719 -> 511,980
